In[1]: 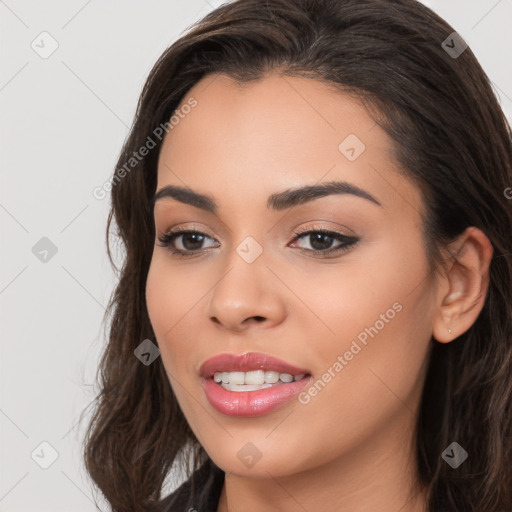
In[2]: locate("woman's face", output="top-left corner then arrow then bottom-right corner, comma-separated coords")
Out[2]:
146,72 -> 437,479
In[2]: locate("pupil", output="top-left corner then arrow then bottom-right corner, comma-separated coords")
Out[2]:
310,233 -> 332,250
183,233 -> 204,250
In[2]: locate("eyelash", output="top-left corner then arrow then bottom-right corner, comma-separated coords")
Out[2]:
156,225 -> 359,258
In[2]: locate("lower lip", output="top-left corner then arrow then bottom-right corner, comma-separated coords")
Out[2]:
202,375 -> 313,417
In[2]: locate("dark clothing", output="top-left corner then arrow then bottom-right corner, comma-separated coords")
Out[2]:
158,458 -> 225,512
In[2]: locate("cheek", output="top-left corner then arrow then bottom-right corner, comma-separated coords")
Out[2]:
288,226 -> 431,345
145,257 -> 207,421
145,256 -> 200,366
296,237 -> 433,422
146,252 -> 206,328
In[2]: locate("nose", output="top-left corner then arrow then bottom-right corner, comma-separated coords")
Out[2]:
204,254 -> 287,333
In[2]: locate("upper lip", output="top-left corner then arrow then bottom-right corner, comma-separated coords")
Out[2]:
200,352 -> 311,378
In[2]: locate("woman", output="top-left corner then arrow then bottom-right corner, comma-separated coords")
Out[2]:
82,0 -> 512,510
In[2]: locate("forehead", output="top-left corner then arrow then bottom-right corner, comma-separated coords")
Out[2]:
160,72 -> 379,152
155,72 -> 422,219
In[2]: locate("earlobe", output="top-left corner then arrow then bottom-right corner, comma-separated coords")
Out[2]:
431,227 -> 493,344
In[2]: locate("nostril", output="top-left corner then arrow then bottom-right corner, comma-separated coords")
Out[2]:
244,316 -> 266,324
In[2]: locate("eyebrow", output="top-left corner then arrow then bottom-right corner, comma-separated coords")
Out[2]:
152,180 -> 382,213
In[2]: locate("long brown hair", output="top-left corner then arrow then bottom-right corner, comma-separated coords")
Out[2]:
82,0 -> 512,510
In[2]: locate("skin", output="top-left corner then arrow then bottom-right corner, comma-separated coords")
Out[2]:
145,72 -> 493,512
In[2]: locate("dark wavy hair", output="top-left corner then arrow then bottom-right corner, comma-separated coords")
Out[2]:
81,0 -> 512,510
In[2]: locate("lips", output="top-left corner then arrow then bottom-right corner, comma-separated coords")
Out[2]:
200,351 -> 313,417
199,351 -> 311,378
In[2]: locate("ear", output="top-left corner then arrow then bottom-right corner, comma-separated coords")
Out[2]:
432,226 -> 493,343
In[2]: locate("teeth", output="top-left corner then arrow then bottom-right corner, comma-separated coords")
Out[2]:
227,371 -> 245,385
245,370 -> 265,385
213,370 -> 306,386
222,383 -> 273,392
264,371 -> 280,383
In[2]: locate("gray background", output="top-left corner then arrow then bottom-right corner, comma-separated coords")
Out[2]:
1,0 -> 511,510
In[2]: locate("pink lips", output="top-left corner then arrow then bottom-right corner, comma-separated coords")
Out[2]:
200,352 -> 312,417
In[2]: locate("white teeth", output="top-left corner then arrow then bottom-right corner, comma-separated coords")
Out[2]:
222,383 -> 273,392
264,371 -> 280,383
227,371 -> 245,385
244,370 -> 265,385
213,370 -> 307,386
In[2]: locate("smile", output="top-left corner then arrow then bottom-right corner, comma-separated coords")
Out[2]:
199,352 -> 312,417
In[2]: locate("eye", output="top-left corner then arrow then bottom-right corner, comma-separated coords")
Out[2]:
156,225 -> 359,258
289,227 -> 358,257
157,227 -> 219,257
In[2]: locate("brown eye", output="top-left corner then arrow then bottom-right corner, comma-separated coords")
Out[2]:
157,229 -> 219,256
290,228 -> 359,257
157,227 -> 359,258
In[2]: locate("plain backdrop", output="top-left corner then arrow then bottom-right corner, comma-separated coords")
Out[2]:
1,0 -> 511,510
